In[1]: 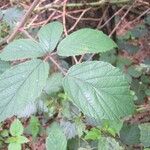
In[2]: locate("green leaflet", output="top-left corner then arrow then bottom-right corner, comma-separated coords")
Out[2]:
98,137 -> 123,150
120,123 -> 140,145
0,59 -> 49,122
139,123 -> 150,147
27,116 -> 41,138
0,39 -> 45,61
8,143 -> 21,150
57,28 -> 117,56
0,22 -> 63,61
63,61 -> 135,121
10,119 -> 23,136
38,21 -> 63,52
46,123 -> 67,150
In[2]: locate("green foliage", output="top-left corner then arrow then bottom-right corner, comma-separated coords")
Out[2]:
0,20 -> 148,149
139,123 -> 150,147
145,16 -> 150,25
84,128 -> 101,140
0,21 -> 63,61
63,61 -> 135,120
120,123 -> 140,145
117,40 -> 139,54
0,60 -> 10,75
129,24 -> 148,38
44,73 -> 63,95
10,119 -> 23,136
102,120 -> 123,136
0,59 -> 49,122
0,39 -> 45,60
27,116 -> 41,138
127,65 -> 143,78
46,123 -> 67,150
7,119 -> 29,150
98,137 -> 123,150
38,21 -> 63,52
58,28 -> 117,56
100,50 -> 117,64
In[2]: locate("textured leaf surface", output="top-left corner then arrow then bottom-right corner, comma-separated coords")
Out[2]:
57,29 -> 117,56
38,21 -> 63,52
46,123 -> 67,150
139,123 -> 150,147
0,39 -> 45,61
0,59 -> 49,122
98,137 -> 123,150
28,116 -> 40,138
120,123 -> 140,145
8,143 -> 21,150
44,73 -> 63,95
17,136 -> 29,144
63,61 -> 134,120
10,119 -> 23,136
0,60 -> 10,75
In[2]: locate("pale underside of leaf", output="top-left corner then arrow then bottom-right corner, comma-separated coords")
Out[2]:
57,28 -> 117,56
0,59 -> 49,122
63,61 -> 135,121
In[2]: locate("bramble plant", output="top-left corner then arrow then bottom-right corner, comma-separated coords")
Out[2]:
0,21 -> 149,149
6,119 -> 29,150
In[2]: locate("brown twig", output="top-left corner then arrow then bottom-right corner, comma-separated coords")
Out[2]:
7,0 -> 41,43
68,8 -> 91,33
62,0 -> 79,64
19,28 -> 35,41
36,0 -> 130,12
109,1 -> 136,37
98,5 -> 126,29
97,5 -> 109,28
46,55 -> 67,75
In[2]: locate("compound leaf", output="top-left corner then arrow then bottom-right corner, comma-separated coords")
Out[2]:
63,61 -> 135,120
0,59 -> 49,122
57,29 -> 117,56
